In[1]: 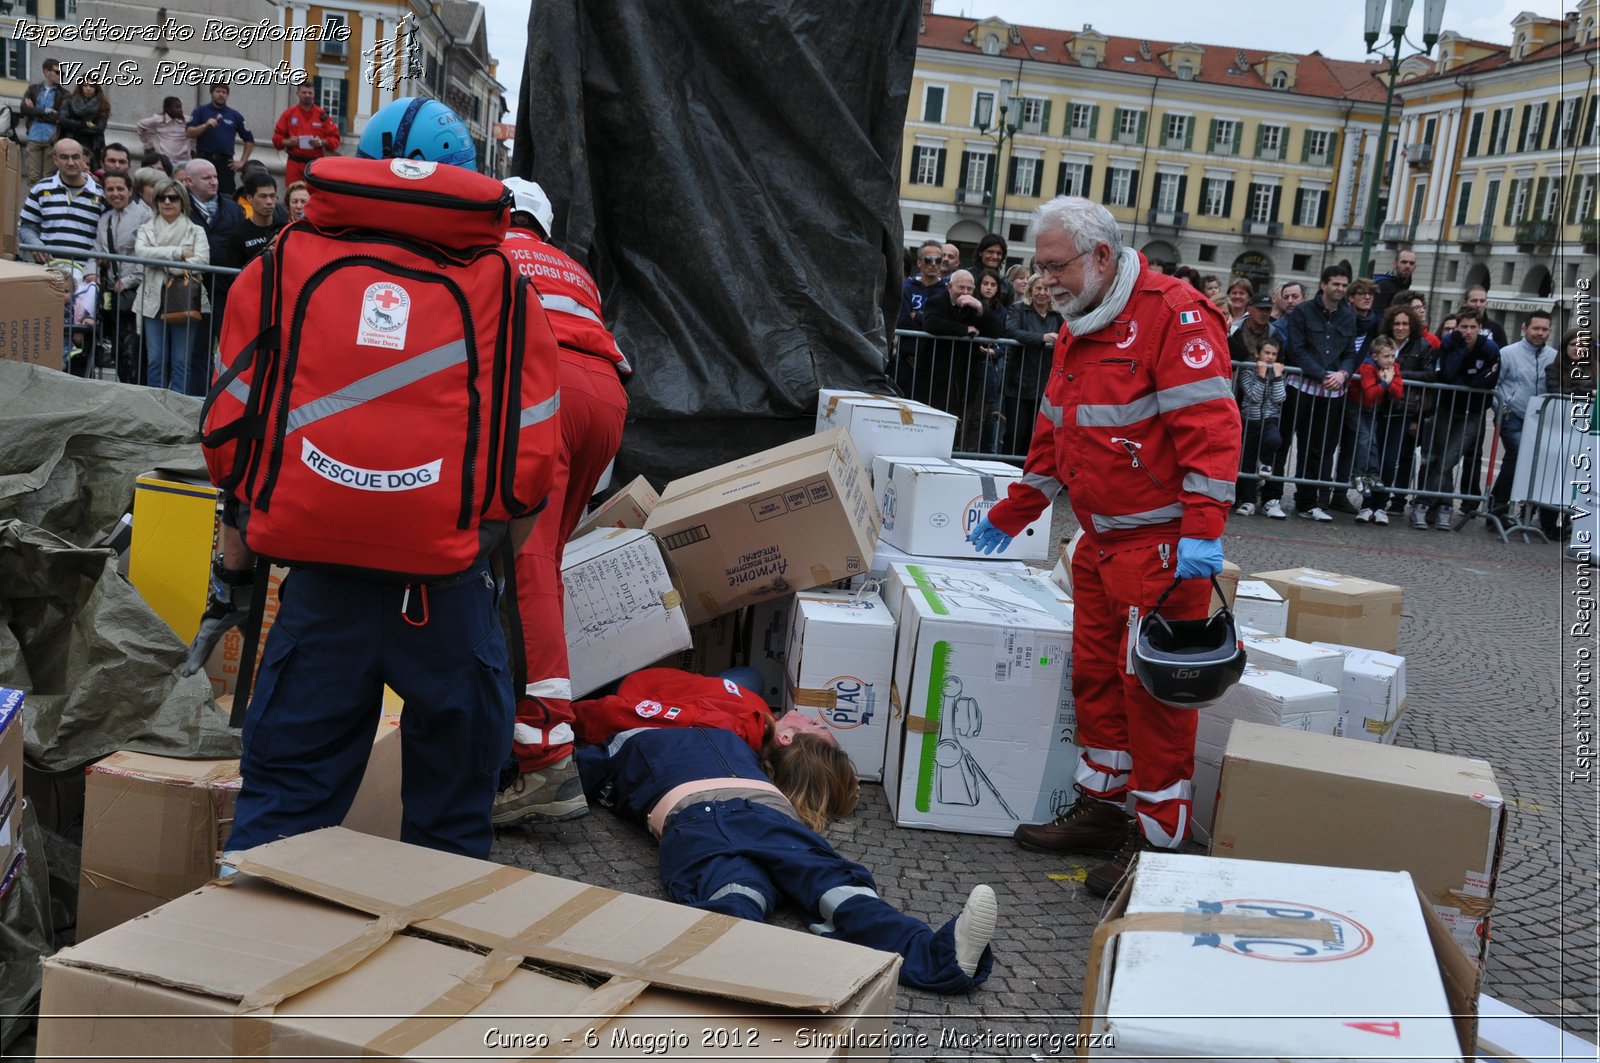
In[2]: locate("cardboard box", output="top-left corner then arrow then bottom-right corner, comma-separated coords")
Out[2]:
126,470 -> 288,699
0,688 -> 23,900
651,613 -> 741,676
872,455 -> 1052,561
816,388 -> 957,473
783,588 -> 898,781
741,595 -> 795,707
561,529 -> 692,699
1239,632 -> 1345,689
1476,992 -> 1599,1061
883,563 -> 1078,835
1191,667 -> 1341,836
76,694 -> 404,941
572,475 -> 660,540
1252,567 -> 1404,652
1081,851 -> 1474,1059
1313,641 -> 1409,745
645,428 -> 878,625
1213,721 -> 1506,968
856,537 -> 1033,598
0,259 -> 63,368
41,828 -> 901,1060
1233,579 -> 1289,635
0,140 -> 22,260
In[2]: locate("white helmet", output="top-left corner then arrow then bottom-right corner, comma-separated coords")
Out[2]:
502,177 -> 554,238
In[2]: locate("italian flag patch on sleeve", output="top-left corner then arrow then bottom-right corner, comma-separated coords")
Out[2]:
1178,309 -> 1202,326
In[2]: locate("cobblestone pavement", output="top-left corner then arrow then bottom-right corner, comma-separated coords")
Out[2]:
493,491 -> 1599,1058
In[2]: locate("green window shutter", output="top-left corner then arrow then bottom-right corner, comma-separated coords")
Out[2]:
1030,163 -> 1042,198
1206,119 -> 1218,153
1317,191 -> 1329,228
1537,102 -> 1551,150
1533,176 -> 1548,220
313,74 -> 324,112
1456,183 -> 1471,226
1136,110 -> 1148,145
337,79 -> 349,131
985,154 -> 997,194
1082,165 -> 1093,197
1247,182 -> 1260,217
1488,110 -> 1502,153
1269,185 -> 1282,222
1056,161 -> 1068,196
1585,96 -> 1598,147
1113,107 -> 1125,135
1222,179 -> 1234,217
1569,178 -> 1585,224
1517,104 -> 1532,151
1007,155 -> 1019,194
1548,176 -> 1562,220
1325,131 -> 1338,166
1232,121 -> 1244,155
1175,175 -> 1188,210
1254,123 -> 1266,158
1089,104 -> 1100,139
1503,180 -> 1518,224
1040,100 -> 1052,134
1300,131 -> 1311,163
1149,174 -> 1162,210
1128,169 -> 1140,206
959,150 -> 971,189
1293,187 -> 1306,224
1184,119 -> 1194,150
934,148 -> 946,186
1466,113 -> 1483,157
1101,169 -> 1114,204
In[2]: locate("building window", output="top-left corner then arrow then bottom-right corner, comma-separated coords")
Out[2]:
1177,61 -> 1194,80
1164,113 -> 1189,148
911,146 -> 945,186
1058,162 -> 1089,197
1108,167 -> 1135,207
921,85 -> 946,124
1305,129 -> 1331,162
1423,116 -> 1437,145
1542,176 -> 1562,220
1489,107 -> 1513,154
1295,187 -> 1325,227
1212,119 -> 1238,155
3,40 -> 26,81
1501,262 -> 1515,286
983,33 -> 1002,55
1197,243 -> 1217,262
319,13 -> 348,56
1482,178 -> 1500,225
1466,112 -> 1484,156
1020,97 -> 1046,127
1508,179 -> 1529,223
910,213 -> 931,231
1258,124 -> 1284,160
964,153 -> 990,194
1248,183 -> 1275,223
1116,108 -> 1143,143
1455,180 -> 1473,227
1521,105 -> 1544,151
1446,260 -> 1459,282
1069,103 -> 1096,138
972,92 -> 994,128
61,0 -> 76,16
1151,172 -> 1183,213
1576,174 -> 1597,221
1008,222 -> 1028,242
1201,177 -> 1230,217
1292,253 -> 1311,271
1271,70 -> 1288,89
315,76 -> 347,128
1557,97 -> 1581,147
1011,156 -> 1039,196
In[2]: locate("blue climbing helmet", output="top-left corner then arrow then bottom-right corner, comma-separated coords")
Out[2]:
356,97 -> 478,171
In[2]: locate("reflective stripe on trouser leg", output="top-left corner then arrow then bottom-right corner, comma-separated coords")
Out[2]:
808,884 -> 880,936
512,722 -> 575,747
709,882 -> 768,916
1075,747 -> 1133,800
1132,778 -> 1194,849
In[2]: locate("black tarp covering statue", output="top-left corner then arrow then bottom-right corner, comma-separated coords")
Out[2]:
514,0 -> 918,486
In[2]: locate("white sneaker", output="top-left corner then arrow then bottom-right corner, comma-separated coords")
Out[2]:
1235,502 -> 1257,516
1264,499 -> 1287,520
1357,508 -> 1374,523
953,884 -> 998,977
1299,507 -> 1334,523
1372,509 -> 1390,526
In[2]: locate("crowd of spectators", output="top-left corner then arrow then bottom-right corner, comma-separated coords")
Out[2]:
896,230 -> 1588,543
12,58 -> 336,392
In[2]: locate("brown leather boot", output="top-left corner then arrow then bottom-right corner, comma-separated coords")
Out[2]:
1013,788 -> 1132,857
1084,830 -> 1157,899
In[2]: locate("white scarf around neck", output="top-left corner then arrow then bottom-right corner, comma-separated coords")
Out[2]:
1064,247 -> 1141,338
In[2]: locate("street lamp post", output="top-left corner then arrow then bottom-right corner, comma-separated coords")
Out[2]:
1358,0 -> 1446,278
974,78 -> 1020,235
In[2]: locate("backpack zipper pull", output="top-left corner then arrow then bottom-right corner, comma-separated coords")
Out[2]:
1159,543 -> 1171,570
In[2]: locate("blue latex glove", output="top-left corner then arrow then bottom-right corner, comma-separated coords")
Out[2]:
967,516 -> 1014,555
1176,537 -> 1224,580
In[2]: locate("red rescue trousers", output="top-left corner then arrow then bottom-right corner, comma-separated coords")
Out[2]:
1069,538 -> 1211,848
510,353 -> 628,772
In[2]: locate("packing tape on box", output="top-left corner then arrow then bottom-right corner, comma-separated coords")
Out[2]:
890,680 -> 903,720
824,392 -> 917,425
1290,598 -> 1404,620
905,715 -> 935,734
1437,889 -> 1495,918
1076,911 -> 1338,1059
659,588 -> 682,611
697,592 -> 719,620
788,678 -> 837,710
363,947 -> 527,1056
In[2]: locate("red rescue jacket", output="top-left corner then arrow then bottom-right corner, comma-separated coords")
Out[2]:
989,255 -> 1241,549
574,668 -> 772,752
502,227 -> 630,376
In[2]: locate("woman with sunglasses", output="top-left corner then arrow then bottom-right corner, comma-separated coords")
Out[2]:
134,179 -> 210,394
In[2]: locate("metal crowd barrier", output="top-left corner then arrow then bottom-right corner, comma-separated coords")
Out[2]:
1489,390 -> 1595,545
18,242 -> 241,391
886,329 -> 1518,536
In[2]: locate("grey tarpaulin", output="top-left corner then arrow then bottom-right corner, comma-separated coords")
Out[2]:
513,0 -> 918,485
0,360 -> 207,546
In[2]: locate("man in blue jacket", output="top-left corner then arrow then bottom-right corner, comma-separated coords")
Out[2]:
186,82 -> 255,196
1282,264 -> 1359,521
1418,309 -> 1501,529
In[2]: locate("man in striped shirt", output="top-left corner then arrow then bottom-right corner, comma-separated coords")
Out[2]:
19,138 -> 105,264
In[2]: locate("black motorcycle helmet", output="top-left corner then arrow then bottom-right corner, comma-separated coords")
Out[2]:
1133,576 -> 1248,708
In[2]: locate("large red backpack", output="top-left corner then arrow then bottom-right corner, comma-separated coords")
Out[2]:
201,157 -> 561,580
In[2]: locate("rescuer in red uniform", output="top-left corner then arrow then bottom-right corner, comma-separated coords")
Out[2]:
968,196 -> 1241,898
